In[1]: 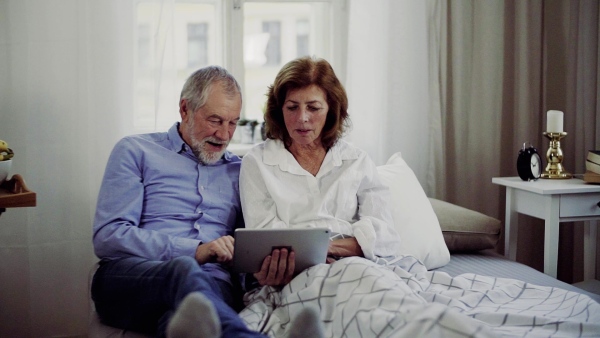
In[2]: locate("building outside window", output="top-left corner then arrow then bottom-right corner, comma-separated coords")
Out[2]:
262,21 -> 281,66
296,20 -> 309,58
133,0 -> 347,131
134,1 -> 221,131
187,23 -> 209,68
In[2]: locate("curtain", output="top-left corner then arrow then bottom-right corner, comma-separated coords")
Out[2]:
345,0 -> 431,184
427,0 -> 600,281
0,1 -> 174,336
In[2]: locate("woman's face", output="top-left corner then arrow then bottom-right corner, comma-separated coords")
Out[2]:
282,85 -> 329,148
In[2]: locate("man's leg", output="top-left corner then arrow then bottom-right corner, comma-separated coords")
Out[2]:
91,256 -> 264,337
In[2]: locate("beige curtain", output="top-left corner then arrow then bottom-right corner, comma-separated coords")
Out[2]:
428,0 -> 600,282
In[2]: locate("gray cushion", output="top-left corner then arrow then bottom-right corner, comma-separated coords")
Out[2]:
429,198 -> 502,252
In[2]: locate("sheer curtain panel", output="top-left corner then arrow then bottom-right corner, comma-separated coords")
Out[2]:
0,1 -> 140,336
345,0 -> 430,186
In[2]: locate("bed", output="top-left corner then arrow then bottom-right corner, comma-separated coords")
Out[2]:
88,153 -> 600,337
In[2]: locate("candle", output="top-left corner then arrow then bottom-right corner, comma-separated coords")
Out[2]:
546,110 -> 564,133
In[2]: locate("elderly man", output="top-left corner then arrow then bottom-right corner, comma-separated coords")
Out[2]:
91,66 -> 322,338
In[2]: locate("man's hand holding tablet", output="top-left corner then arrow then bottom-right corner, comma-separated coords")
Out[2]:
232,228 -> 330,286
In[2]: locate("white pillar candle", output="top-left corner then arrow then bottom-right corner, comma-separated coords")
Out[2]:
546,110 -> 564,133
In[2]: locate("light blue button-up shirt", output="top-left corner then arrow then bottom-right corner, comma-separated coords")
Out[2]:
93,122 -> 243,283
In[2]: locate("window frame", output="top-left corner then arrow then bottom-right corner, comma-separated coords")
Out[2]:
132,0 -> 349,130
226,0 -> 349,118
187,22 -> 210,68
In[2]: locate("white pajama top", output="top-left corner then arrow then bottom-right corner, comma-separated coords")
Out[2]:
239,139 -> 401,261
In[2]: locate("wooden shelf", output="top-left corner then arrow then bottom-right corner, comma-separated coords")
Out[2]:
0,174 -> 36,209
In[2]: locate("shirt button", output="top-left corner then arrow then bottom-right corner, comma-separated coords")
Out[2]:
200,186 -> 205,190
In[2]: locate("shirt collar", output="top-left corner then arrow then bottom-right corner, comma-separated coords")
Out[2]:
263,138 -> 358,175
321,140 -> 360,174
168,122 -> 188,154
168,122 -> 235,163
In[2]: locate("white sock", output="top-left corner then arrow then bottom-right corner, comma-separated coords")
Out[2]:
167,292 -> 221,338
287,306 -> 325,338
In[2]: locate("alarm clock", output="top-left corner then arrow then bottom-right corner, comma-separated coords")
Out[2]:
517,143 -> 542,181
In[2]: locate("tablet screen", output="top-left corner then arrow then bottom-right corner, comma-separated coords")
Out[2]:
232,227 -> 330,274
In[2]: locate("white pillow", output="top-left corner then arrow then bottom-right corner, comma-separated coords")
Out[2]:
376,152 -> 450,269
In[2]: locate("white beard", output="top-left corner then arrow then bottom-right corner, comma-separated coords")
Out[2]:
186,119 -> 228,165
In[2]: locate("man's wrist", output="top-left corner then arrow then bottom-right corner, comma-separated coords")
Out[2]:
195,242 -> 205,263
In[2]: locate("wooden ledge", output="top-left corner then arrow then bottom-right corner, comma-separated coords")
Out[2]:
0,174 -> 37,208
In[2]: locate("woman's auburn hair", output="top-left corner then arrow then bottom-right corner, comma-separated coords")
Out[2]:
264,56 -> 349,149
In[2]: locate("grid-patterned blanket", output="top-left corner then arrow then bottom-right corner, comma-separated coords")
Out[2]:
239,256 -> 600,337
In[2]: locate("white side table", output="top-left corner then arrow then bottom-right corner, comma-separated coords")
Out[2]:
492,177 -> 600,279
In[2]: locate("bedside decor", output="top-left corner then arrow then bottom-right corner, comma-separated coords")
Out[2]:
516,143 -> 542,181
0,140 -> 36,215
541,110 -> 572,179
584,150 -> 600,184
0,139 -> 14,184
0,174 -> 36,216
0,159 -> 11,184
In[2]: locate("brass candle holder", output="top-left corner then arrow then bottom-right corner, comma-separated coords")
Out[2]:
540,132 -> 572,179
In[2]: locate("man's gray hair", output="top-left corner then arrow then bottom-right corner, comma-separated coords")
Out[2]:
180,66 -> 242,113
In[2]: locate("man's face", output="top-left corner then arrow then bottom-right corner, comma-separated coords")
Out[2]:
179,84 -> 241,164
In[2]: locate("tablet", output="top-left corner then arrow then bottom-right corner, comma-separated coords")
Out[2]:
232,227 -> 330,274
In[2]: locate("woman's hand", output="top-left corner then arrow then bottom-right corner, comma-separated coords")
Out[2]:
254,248 -> 296,286
195,236 -> 235,265
327,237 -> 363,263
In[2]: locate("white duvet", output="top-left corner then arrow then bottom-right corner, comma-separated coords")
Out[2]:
239,256 -> 600,337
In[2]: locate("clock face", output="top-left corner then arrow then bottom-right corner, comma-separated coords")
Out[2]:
530,153 -> 541,178
517,145 -> 542,181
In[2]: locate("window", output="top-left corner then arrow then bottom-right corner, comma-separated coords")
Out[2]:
133,0 -> 347,131
296,20 -> 309,58
262,21 -> 281,65
134,1 -> 223,131
239,1 -> 348,121
187,23 -> 209,68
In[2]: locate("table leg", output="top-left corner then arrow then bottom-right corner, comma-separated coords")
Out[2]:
584,220 -> 598,281
543,196 -> 560,278
504,187 -> 518,261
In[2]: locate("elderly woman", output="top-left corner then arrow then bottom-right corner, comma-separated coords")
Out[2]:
239,56 -> 401,287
